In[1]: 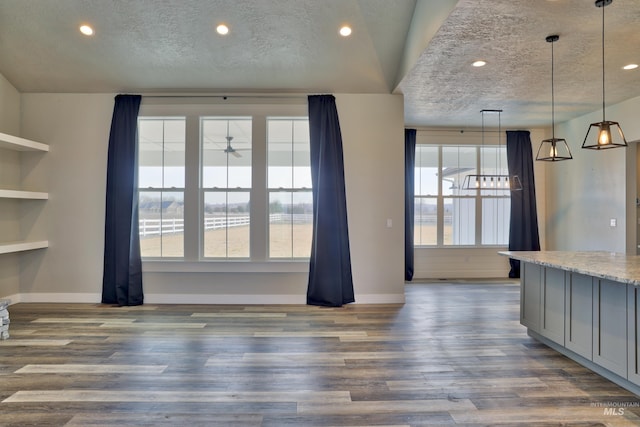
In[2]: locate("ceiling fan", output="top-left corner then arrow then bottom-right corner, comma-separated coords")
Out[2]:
223,135 -> 250,158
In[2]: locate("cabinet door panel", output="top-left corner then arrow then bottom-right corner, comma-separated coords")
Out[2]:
565,273 -> 593,360
628,285 -> 640,385
593,279 -> 627,378
521,263 -> 542,332
541,267 -> 565,344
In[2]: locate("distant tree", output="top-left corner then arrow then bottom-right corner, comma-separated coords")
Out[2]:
270,199 -> 283,213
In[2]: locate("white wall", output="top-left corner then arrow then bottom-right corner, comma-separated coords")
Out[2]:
336,94 -> 405,300
19,94 -> 114,300
17,93 -> 405,304
545,95 -> 640,253
0,73 -> 22,300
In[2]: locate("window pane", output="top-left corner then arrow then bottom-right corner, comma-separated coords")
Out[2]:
268,118 -> 311,189
202,118 -> 252,189
267,118 -> 311,259
479,146 -> 511,195
480,146 -> 509,175
482,197 -> 510,245
444,197 -> 475,245
414,197 -> 436,246
203,191 -> 250,258
415,146 -> 438,196
138,118 -> 185,189
442,146 -> 476,196
269,191 -> 312,258
139,191 -> 184,257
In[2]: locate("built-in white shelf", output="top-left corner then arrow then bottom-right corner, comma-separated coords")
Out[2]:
0,240 -> 49,255
0,189 -> 48,200
0,132 -> 49,258
0,132 -> 49,152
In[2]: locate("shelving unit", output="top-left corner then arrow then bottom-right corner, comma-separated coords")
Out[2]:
0,132 -> 49,255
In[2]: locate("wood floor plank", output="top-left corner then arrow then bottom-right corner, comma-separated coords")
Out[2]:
15,364 -> 168,374
66,413 -> 264,427
3,390 -> 352,404
0,339 -> 72,346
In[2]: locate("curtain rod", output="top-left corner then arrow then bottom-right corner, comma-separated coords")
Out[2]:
412,128 -> 528,133
141,93 -> 308,100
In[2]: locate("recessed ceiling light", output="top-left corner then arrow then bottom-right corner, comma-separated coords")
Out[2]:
216,24 -> 229,35
79,25 -> 94,36
339,26 -> 352,37
472,60 -> 487,67
623,63 -> 638,70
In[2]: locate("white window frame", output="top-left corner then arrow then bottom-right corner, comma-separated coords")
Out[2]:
138,99 -> 310,272
414,137 -> 511,248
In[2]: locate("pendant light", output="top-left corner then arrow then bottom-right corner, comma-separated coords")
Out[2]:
582,0 -> 627,150
462,109 -> 523,191
537,35 -> 572,162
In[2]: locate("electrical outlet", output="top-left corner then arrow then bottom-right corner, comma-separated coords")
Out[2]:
610,218 -> 617,227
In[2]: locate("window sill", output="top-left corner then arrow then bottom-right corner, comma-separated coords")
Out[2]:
142,260 -> 310,273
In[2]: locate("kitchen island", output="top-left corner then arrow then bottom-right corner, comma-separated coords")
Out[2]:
500,250 -> 640,396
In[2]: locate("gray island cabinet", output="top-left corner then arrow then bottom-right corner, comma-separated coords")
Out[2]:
500,251 -> 640,395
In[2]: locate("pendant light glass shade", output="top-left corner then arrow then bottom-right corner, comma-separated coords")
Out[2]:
462,174 -> 522,191
537,137 -> 573,161
583,120 -> 627,150
582,0 -> 627,150
461,109 -> 522,191
537,35 -> 572,162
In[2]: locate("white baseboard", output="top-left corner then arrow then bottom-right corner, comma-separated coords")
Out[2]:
2,292 -> 405,305
12,293 -> 102,304
145,293 -> 307,305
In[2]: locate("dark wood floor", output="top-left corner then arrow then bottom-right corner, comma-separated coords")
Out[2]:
1,282 -> 640,426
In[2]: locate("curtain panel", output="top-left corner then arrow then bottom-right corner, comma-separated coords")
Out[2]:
404,129 -> 416,281
102,94 -> 144,306
506,130 -> 541,278
306,95 -> 355,307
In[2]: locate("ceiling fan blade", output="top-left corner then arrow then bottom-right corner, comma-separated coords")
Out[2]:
230,150 -> 242,158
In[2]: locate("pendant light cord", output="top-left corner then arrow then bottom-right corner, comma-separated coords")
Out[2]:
551,39 -> 555,140
498,110 -> 501,174
601,2 -> 606,122
481,110 -> 485,175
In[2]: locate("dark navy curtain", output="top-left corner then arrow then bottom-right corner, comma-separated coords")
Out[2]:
102,94 -> 143,306
506,130 -> 540,278
306,95 -> 355,307
404,129 -> 416,281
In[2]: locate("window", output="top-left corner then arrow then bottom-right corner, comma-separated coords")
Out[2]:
201,117 -> 252,258
138,117 -> 186,257
137,104 -> 311,263
414,144 -> 510,247
267,118 -> 312,258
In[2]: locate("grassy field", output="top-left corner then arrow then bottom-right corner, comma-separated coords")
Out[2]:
140,224 -> 312,258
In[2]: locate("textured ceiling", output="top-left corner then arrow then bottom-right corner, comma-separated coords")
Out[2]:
399,0 -> 640,127
0,0 -> 416,94
1,0 -> 639,128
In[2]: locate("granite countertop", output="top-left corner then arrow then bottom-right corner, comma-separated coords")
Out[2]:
499,250 -> 640,286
